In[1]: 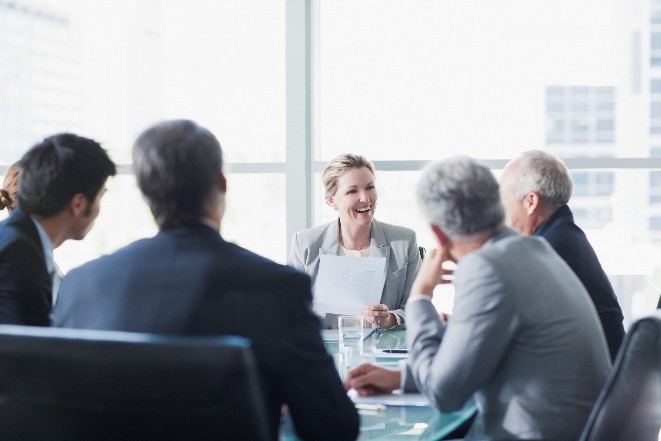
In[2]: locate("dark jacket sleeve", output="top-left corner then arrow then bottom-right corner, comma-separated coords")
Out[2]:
0,238 -> 51,326
279,273 -> 359,441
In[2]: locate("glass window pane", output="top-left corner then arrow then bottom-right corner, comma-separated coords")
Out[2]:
652,10 -> 661,25
1,0 -> 287,268
0,0 -> 285,163
571,86 -> 590,96
649,217 -> 661,230
547,86 -> 565,97
316,1 -> 632,160
652,32 -> 661,50
546,101 -> 565,112
651,102 -> 661,118
595,86 -> 614,97
651,79 -> 661,93
223,173 -> 286,263
571,101 -> 590,112
650,171 -> 661,204
595,101 -> 615,111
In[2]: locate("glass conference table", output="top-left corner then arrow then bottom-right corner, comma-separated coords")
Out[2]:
280,328 -> 477,440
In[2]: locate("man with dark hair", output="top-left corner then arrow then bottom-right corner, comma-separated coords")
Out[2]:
0,133 -> 116,325
53,120 -> 359,441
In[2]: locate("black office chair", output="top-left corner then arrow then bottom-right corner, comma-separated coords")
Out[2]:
419,246 -> 426,260
0,325 -> 270,441
578,311 -> 661,441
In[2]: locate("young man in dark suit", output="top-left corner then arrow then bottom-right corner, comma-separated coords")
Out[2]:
0,134 -> 116,325
53,120 -> 359,441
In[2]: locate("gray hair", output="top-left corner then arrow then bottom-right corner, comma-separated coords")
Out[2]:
515,150 -> 572,209
417,156 -> 504,239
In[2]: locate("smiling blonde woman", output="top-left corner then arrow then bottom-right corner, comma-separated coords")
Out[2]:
288,153 -> 421,329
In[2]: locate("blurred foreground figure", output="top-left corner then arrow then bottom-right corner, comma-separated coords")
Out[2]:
0,134 -> 115,325
54,120 -> 359,441
347,156 -> 611,440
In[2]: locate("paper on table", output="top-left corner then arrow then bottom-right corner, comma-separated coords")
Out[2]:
313,255 -> 386,316
350,390 -> 430,407
320,329 -> 339,341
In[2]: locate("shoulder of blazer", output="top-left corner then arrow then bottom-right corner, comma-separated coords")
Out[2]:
0,208 -> 43,256
373,220 -> 416,242
293,221 -> 335,248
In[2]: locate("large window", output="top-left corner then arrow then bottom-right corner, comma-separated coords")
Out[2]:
2,0 -> 661,326
310,0 -> 661,325
0,0 -> 286,268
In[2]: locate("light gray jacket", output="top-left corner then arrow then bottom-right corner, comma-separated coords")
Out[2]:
405,228 -> 611,440
288,218 -> 420,327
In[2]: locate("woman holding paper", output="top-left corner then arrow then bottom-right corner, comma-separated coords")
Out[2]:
288,153 -> 421,329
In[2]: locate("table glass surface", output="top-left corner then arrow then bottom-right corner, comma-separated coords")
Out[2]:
280,328 -> 477,440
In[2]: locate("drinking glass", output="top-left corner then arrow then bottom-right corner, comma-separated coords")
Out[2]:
338,315 -> 363,350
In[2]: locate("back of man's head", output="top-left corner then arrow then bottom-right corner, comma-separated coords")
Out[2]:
417,156 -> 504,239
133,120 -> 223,229
19,133 -> 117,217
514,150 -> 573,210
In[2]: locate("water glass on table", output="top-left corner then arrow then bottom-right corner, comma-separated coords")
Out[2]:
337,315 -> 366,379
339,315 -> 363,351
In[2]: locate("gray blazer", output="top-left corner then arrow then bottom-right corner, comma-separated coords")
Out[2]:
288,218 -> 420,327
405,228 -> 611,440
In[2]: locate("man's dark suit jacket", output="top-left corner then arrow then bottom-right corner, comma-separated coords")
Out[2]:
534,204 -> 625,361
53,222 -> 359,441
0,208 -> 51,325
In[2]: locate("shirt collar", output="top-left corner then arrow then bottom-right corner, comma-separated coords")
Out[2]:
30,216 -> 55,275
533,204 -> 571,237
200,217 -> 220,231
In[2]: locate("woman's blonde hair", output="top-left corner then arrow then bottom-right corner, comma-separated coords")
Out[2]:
322,154 -> 375,198
0,162 -> 20,212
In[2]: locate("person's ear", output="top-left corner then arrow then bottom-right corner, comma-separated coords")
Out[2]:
69,193 -> 87,217
218,171 -> 227,194
430,224 -> 450,248
326,196 -> 337,210
525,192 -> 541,215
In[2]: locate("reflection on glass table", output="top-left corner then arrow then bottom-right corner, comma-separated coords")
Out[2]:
280,328 -> 477,441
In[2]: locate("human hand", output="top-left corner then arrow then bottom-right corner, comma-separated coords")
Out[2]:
344,363 -> 401,396
410,247 -> 454,298
362,304 -> 394,328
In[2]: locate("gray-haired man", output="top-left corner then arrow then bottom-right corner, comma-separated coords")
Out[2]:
347,156 -> 611,440
499,150 -> 625,361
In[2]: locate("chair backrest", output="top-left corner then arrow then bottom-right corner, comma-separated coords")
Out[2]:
578,311 -> 661,441
0,325 -> 271,441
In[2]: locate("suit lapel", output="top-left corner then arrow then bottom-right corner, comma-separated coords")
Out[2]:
319,219 -> 342,256
369,220 -> 390,291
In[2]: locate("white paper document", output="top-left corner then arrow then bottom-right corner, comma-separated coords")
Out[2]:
313,255 -> 386,316
320,329 -> 339,341
350,390 -> 430,407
